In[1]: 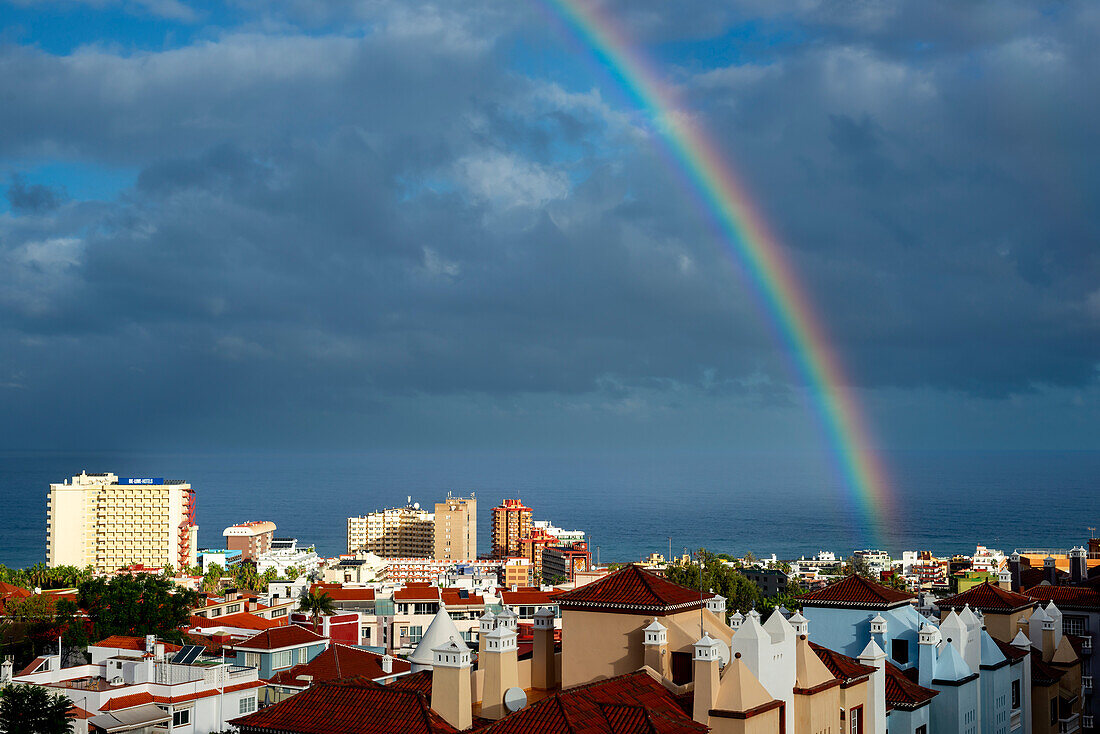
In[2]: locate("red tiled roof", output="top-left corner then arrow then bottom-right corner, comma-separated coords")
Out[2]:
268,644 -> 411,686
389,670 -> 433,696
310,584 -> 376,602
808,642 -> 876,684
474,670 -> 708,734
189,612 -> 286,631
883,662 -> 937,710
993,637 -> 1030,662
1020,568 -> 1068,589
0,582 -> 31,598
937,582 -> 1036,613
1024,584 -> 1100,610
232,677 -> 457,734
1030,649 -> 1067,685
394,587 -> 441,602
17,656 -> 51,676
440,590 -> 484,607
500,590 -> 556,606
68,706 -> 94,720
235,625 -> 327,651
101,692 -> 155,711
798,575 -> 914,609
93,636 -> 183,653
553,565 -> 711,616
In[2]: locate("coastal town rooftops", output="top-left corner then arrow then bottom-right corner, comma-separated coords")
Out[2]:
233,625 -> 326,651
798,574 -> 914,610
937,581 -> 1036,613
310,584 -> 376,603
232,677 -> 457,734
224,521 -> 277,536
93,636 -> 184,654
188,612 -> 286,632
553,564 -> 712,616
1024,584 -> 1100,610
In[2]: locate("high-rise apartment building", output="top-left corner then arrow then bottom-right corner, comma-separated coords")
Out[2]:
347,500 -> 434,558
490,499 -> 532,559
223,521 -> 277,562
47,471 -> 198,572
433,493 -> 477,562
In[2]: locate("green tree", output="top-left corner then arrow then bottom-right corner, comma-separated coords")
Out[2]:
664,551 -> 763,618
284,566 -> 300,581
844,555 -> 872,580
77,575 -> 198,643
0,684 -> 74,734
202,564 -> 224,593
297,588 -> 336,633
742,551 -> 758,566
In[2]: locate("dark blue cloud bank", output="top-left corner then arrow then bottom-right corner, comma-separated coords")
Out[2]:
1,0 -> 1098,451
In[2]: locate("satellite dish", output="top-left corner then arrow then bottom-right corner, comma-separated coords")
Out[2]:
717,640 -> 731,667
503,687 -> 527,713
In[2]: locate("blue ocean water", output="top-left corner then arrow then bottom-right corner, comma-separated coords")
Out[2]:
1,450 -> 1097,569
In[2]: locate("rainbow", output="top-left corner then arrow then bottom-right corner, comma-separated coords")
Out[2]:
534,0 -> 893,544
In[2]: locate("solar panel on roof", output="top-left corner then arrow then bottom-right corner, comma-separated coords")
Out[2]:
170,644 -> 204,665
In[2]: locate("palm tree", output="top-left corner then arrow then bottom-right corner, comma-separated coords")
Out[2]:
297,588 -> 336,633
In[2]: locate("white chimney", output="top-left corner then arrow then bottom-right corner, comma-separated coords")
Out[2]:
155,643 -> 165,662
145,635 -> 156,654
1,657 -> 12,685
381,654 -> 394,674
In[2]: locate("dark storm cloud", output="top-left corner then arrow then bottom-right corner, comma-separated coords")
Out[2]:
0,0 -> 1098,449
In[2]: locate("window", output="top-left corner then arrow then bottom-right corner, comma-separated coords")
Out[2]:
408,626 -> 424,645
226,603 -> 241,613
1063,616 -> 1087,636
915,726 -> 926,734
211,607 -> 222,617
1050,698 -> 1058,725
243,652 -> 260,668
173,709 -> 191,726
271,608 -> 287,618
891,639 -> 909,665
239,696 -> 257,715
272,650 -> 293,669
361,626 -> 371,642
850,706 -> 863,734
1011,680 -> 1020,710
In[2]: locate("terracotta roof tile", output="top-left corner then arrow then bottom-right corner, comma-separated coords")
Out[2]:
189,612 -> 286,631
389,670 -> 433,696
234,625 -> 327,651
798,575 -> 914,609
310,584 -> 376,603
394,587 -> 441,602
883,662 -> 937,710
1030,649 -> 1066,685
808,642 -> 876,683
500,590 -> 557,606
267,644 -> 410,686
101,692 -> 156,711
938,582 -> 1036,613
553,565 -> 711,616
1023,584 -> 1100,610
232,677 -> 457,734
474,670 -> 708,734
440,590 -> 484,607
993,638 -> 1030,662
93,636 -> 183,653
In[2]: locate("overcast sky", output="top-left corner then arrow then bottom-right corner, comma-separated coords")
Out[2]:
1,0 -> 1098,452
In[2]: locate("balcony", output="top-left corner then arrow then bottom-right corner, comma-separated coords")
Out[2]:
1059,714 -> 1080,734
1082,638 -> 1093,655
1082,716 -> 1093,730
1084,676 -> 1094,694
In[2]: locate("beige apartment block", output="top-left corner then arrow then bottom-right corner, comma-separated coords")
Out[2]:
47,471 -> 198,572
433,493 -> 477,562
347,501 -> 434,558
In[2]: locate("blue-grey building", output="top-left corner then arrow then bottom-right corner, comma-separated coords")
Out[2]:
228,625 -> 329,680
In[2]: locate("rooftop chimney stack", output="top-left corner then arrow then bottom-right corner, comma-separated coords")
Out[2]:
431,638 -> 473,731
1009,552 -> 1022,592
381,654 -> 393,675
532,607 -> 557,690
1044,555 -> 1057,586
481,624 -> 519,720
642,619 -> 669,680
1070,547 -> 1087,585
692,634 -> 722,725
1,657 -> 12,685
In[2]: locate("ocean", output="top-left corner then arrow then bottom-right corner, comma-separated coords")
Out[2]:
1,449 -> 1097,570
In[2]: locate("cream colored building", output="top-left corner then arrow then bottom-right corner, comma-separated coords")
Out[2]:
47,471 -> 198,572
433,493 -> 476,562
347,501 -> 434,558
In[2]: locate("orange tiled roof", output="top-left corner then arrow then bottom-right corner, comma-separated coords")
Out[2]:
440,590 -> 484,607
234,625 -> 326,651
232,677 -> 457,734
808,642 -> 876,684
883,662 -> 937,710
500,589 -> 556,606
93,636 -> 183,653
267,644 -> 411,687
1024,584 -> 1100,610
101,692 -> 155,711
798,575 -> 914,609
310,584 -> 376,602
553,565 -> 711,616
189,612 -> 286,631
937,582 -> 1036,613
474,669 -> 708,734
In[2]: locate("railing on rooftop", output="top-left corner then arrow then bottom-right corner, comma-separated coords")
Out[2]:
1083,675 -> 1093,693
